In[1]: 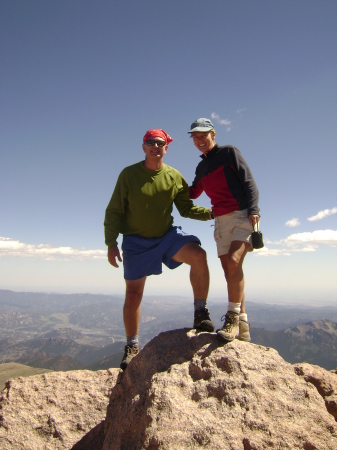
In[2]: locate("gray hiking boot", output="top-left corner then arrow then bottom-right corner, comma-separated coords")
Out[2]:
193,308 -> 215,332
120,344 -> 139,371
237,319 -> 251,342
217,311 -> 240,342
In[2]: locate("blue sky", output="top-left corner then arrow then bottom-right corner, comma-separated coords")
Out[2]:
1,0 -> 336,304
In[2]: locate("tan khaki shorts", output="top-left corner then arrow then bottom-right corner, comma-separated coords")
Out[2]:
214,209 -> 252,257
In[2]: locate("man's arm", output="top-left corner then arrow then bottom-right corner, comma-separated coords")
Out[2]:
189,172 -> 204,200
104,172 -> 127,266
174,175 -> 211,221
228,147 -> 260,216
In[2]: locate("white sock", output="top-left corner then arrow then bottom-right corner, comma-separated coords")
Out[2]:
227,302 -> 241,314
240,313 -> 248,322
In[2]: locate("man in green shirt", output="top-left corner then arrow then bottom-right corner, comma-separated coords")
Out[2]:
104,128 -> 214,370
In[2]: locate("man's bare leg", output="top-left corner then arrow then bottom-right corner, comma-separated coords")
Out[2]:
120,276 -> 146,370
241,292 -> 246,313
220,241 -> 251,305
172,242 -> 213,331
217,241 -> 251,342
171,242 -> 209,298
123,276 -> 147,337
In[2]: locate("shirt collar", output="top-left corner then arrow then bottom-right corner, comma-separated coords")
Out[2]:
200,144 -> 218,159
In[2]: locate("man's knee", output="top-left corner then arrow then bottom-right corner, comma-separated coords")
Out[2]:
125,287 -> 143,299
172,241 -> 206,265
190,244 -> 207,266
125,278 -> 146,304
192,243 -> 206,256
226,253 -> 243,277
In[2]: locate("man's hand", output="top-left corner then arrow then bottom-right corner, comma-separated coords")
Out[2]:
248,214 -> 260,227
107,247 -> 122,268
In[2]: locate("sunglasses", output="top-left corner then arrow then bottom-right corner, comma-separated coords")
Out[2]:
145,140 -> 166,147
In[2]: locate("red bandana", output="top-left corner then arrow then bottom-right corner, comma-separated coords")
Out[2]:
143,129 -> 173,145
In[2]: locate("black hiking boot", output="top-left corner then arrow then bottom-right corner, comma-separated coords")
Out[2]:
120,344 -> 139,371
193,308 -> 215,332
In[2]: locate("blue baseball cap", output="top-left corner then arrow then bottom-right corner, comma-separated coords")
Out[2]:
188,118 -> 214,133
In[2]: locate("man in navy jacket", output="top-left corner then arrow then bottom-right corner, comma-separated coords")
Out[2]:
188,118 -> 261,343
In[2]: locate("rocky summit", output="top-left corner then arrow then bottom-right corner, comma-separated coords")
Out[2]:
1,329 -> 337,449
0,369 -> 119,450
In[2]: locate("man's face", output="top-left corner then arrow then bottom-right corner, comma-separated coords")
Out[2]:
190,131 -> 215,154
142,137 -> 168,159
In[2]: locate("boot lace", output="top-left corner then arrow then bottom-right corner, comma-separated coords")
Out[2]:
220,313 -> 235,332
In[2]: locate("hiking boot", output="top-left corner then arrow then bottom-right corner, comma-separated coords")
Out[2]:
237,319 -> 251,342
217,311 -> 240,342
120,344 -> 139,371
193,308 -> 215,332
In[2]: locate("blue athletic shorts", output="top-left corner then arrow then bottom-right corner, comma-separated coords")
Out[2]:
121,226 -> 201,280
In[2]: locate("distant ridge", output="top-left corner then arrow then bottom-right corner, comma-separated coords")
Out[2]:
85,351 -> 124,371
19,352 -> 83,371
251,319 -> 337,370
2,337 -> 126,368
2,289 -> 337,374
3,319 -> 337,372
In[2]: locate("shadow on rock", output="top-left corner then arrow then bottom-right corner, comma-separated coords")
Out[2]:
71,421 -> 105,450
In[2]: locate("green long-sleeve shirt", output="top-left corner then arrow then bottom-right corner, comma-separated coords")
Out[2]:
104,162 -> 211,248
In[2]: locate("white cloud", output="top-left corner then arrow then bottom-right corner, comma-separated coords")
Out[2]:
254,246 -> 292,257
0,237 -> 106,261
254,229 -> 337,257
284,229 -> 337,246
285,218 -> 300,227
211,113 -> 231,131
307,207 -> 337,222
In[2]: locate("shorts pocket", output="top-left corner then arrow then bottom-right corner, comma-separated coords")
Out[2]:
214,225 -> 221,242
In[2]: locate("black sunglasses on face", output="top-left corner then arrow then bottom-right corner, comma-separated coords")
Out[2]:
145,140 -> 166,147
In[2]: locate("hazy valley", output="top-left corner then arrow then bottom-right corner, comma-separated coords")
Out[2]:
1,289 -> 337,390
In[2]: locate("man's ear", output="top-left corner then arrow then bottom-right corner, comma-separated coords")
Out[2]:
142,144 -> 146,153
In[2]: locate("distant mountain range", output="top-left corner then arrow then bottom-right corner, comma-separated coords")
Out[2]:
0,336 -> 126,370
0,289 -> 337,373
252,319 -> 337,370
